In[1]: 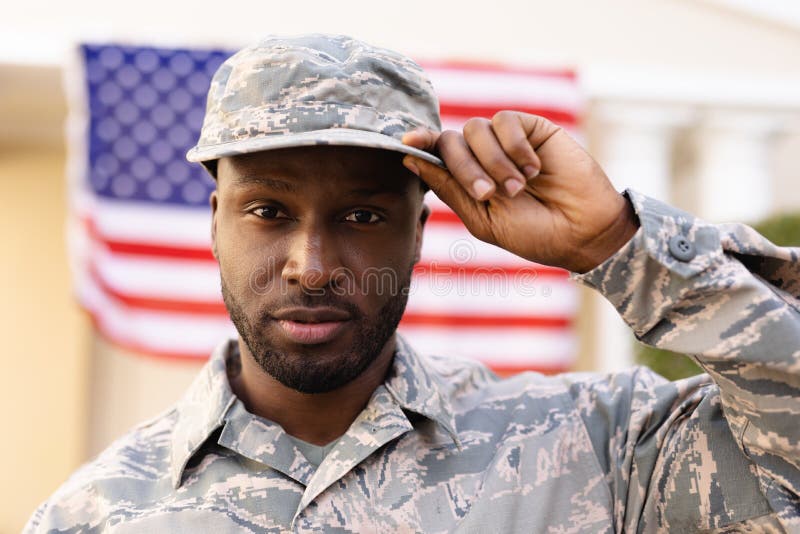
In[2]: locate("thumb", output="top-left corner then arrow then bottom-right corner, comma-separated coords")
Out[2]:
403,155 -> 484,231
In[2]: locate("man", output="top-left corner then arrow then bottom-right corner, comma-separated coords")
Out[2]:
26,34 -> 799,533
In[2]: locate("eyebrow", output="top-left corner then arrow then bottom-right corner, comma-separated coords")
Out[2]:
233,175 -> 407,197
233,175 -> 299,193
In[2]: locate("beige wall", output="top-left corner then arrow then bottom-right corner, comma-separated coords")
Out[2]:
87,337 -> 202,457
0,143 -> 203,531
0,146 -> 88,533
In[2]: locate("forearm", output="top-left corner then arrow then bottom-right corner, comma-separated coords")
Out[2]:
574,190 -> 800,495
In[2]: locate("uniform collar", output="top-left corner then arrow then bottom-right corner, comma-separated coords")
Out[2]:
384,335 -> 460,446
169,339 -> 238,489
169,334 -> 460,489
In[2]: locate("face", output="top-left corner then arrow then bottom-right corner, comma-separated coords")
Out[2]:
212,145 -> 427,393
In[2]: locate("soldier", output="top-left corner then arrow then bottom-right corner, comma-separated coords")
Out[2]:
25,34 -> 799,532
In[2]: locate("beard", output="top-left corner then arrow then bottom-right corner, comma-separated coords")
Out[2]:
221,265 -> 413,394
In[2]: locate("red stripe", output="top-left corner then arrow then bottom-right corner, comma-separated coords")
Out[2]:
420,60 -> 577,80
87,308 -> 573,373
89,262 -> 226,314
105,239 -> 216,261
490,363 -> 572,376
92,238 -> 568,279
88,212 -> 468,261
85,217 -> 216,261
399,314 -> 570,329
440,103 -> 578,126
85,218 -> 568,279
88,264 -> 571,328
85,310 -> 211,362
427,208 -> 463,226
413,262 -> 567,279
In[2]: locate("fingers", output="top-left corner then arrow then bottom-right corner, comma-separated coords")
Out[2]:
463,117 -> 527,197
436,130 -> 498,201
402,112 -> 558,202
490,111 -> 543,179
402,154 -> 485,233
403,127 -> 496,201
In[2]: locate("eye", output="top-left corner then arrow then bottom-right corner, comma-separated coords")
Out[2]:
252,206 -> 288,219
344,209 -> 383,224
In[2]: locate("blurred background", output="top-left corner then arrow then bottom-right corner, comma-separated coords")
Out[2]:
3,0 -> 800,531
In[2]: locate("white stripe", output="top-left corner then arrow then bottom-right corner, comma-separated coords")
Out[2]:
92,242 -> 222,301
85,193 -> 536,269
81,269 -> 575,366
406,273 -> 577,316
90,197 -> 212,247
91,236 -> 575,316
427,68 -> 582,111
421,225 -> 537,266
86,197 -> 572,271
81,280 -> 575,367
80,270 -> 235,355
397,325 -> 575,367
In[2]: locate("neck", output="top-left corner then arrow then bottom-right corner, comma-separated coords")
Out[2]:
229,336 -> 397,446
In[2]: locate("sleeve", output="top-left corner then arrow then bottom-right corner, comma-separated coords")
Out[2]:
571,189 -> 800,532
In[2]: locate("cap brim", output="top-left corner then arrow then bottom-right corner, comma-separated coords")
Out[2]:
186,128 -> 444,168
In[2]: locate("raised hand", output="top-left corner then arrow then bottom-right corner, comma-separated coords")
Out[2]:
402,111 -> 638,273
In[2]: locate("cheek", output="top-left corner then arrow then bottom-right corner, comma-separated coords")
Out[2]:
217,224 -> 284,293
347,239 -> 416,299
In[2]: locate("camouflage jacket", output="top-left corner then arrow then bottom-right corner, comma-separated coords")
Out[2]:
25,190 -> 800,533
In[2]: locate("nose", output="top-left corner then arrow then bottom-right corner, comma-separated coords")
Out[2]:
281,224 -> 345,292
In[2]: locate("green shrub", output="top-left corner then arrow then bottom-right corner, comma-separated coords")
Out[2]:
634,211 -> 800,380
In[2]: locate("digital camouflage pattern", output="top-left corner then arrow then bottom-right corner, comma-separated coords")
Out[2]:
185,34 -> 444,167
24,189 -> 800,532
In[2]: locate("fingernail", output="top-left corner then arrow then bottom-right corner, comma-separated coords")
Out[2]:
523,165 -> 540,179
404,158 -> 420,176
504,179 -> 524,197
472,179 -> 493,199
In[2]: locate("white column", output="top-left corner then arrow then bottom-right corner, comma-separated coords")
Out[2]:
591,102 -> 693,201
693,110 -> 783,223
586,102 -> 691,372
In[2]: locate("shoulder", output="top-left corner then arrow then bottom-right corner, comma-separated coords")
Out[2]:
24,407 -> 178,533
421,351 -> 622,410
425,353 -> 717,421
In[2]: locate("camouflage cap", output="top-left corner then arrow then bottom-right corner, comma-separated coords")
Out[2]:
186,34 -> 444,169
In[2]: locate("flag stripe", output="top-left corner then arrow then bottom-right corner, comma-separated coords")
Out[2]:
421,60 -> 578,79
440,104 -> 577,126
85,212 -> 570,274
88,258 -> 574,327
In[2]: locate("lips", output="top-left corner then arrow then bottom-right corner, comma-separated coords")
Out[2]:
272,307 -> 352,345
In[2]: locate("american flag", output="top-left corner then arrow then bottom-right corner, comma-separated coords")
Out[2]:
68,43 -> 582,375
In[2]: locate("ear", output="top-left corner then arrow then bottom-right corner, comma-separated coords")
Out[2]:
414,203 -> 430,264
210,190 -> 219,260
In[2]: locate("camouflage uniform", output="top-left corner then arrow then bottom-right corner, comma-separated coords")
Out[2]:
24,190 -> 800,532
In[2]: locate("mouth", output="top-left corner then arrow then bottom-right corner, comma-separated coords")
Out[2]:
272,307 -> 353,345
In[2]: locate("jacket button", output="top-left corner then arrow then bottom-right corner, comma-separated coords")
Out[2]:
668,234 -> 696,261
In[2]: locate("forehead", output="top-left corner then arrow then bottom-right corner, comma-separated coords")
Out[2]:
217,145 -> 416,194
